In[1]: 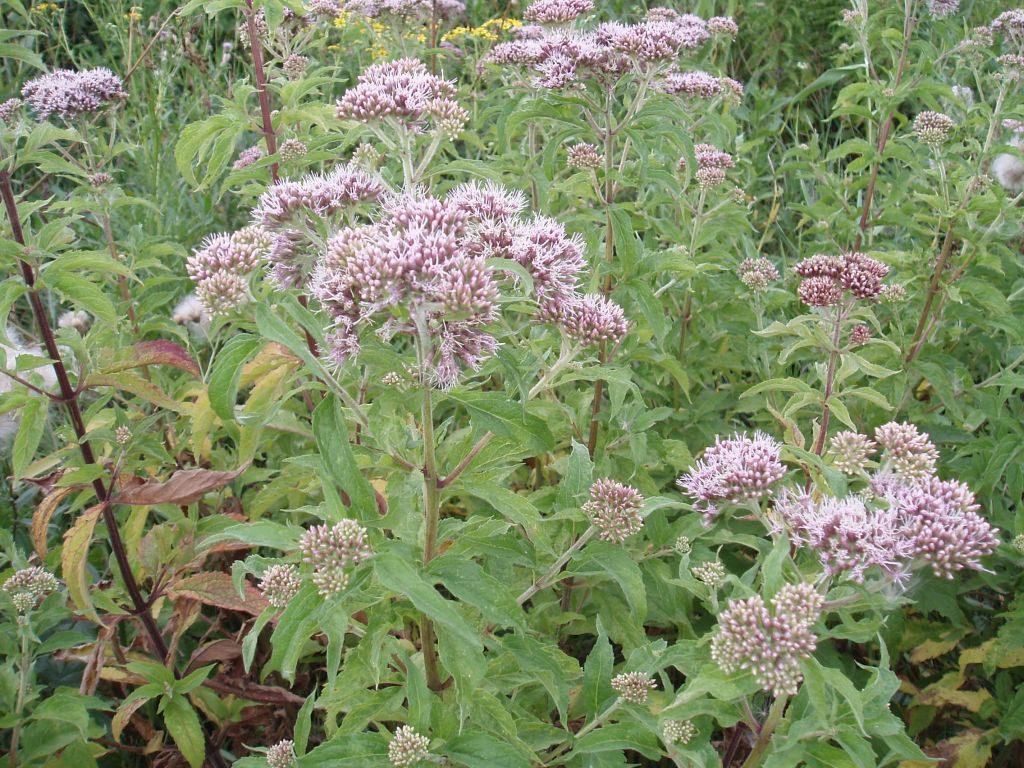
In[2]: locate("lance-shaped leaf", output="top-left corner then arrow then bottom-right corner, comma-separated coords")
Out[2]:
113,466 -> 247,506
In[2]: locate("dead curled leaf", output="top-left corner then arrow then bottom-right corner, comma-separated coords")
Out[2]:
113,465 -> 248,506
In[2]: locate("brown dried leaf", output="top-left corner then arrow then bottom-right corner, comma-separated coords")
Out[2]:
32,486 -> 75,559
168,571 -> 268,615
113,466 -> 246,506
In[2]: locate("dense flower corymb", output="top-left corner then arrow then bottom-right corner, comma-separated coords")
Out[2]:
523,0 -> 593,25
913,111 -> 955,145
22,67 -> 126,120
336,58 -> 466,136
299,519 -> 373,596
259,564 -> 302,608
794,251 -> 889,307
582,478 -> 644,542
388,726 -> 430,767
3,566 -> 60,613
611,671 -> 656,703
711,582 -> 823,695
677,432 -> 785,522
266,739 -> 297,768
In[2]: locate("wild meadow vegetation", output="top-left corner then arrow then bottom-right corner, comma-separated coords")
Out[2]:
1,0 -> 1023,765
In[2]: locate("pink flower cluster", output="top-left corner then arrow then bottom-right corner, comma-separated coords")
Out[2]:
794,252 -> 889,308
712,582 -> 823,696
343,0 -> 464,21
336,58 -> 468,136
251,164 -> 384,288
992,9 -> 1024,40
306,182 -> 622,386
738,258 -> 779,291
22,67 -> 126,120
678,143 -> 735,188
582,478 -> 645,542
523,0 -> 593,25
780,422 -> 999,583
186,227 -> 273,314
486,8 -> 713,89
299,519 -> 374,596
663,70 -> 744,101
677,432 -> 785,523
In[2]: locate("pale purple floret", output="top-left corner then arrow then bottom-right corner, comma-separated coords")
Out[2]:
22,67 -> 126,120
677,432 -> 786,523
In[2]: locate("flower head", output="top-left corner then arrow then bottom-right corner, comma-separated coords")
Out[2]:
22,68 -> 126,120
874,421 -> 938,480
992,10 -> 1024,40
582,478 -> 644,542
336,58 -> 463,136
0,98 -> 22,125
927,0 -> 959,18
611,671 -> 656,703
523,0 -> 593,25
559,293 -> 629,346
774,491 -> 910,582
738,258 -> 779,291
567,141 -> 603,169
692,560 -> 726,588
711,582 -> 822,695
850,324 -> 871,346
259,564 -> 302,608
279,138 -> 308,161
828,431 -> 875,474
795,251 -> 889,306
388,726 -> 430,767
707,16 -> 738,37
299,519 -> 373,596
678,432 -> 785,523
233,145 -> 264,170
662,719 -> 696,744
283,53 -> 310,80
266,739 -> 297,768
893,476 -> 999,579
913,111 -> 955,146
3,566 -> 59,613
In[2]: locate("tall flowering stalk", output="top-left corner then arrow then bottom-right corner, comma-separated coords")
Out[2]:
486,4 -> 740,455
0,142 -> 229,768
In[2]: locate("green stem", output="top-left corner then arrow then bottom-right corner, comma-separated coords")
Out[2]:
517,525 -> 596,605
811,306 -> 845,457
738,695 -> 789,768
9,619 -> 31,768
415,315 -> 442,692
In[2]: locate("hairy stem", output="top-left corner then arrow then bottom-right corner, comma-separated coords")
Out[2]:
9,620 -> 31,768
517,525 -> 596,605
738,695 -> 788,768
586,108 -> 618,459
415,318 -> 443,691
852,0 -> 916,251
244,0 -> 278,182
811,307 -> 845,457
1,157 -> 228,768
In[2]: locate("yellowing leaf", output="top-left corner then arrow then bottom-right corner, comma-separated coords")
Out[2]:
61,504 -> 104,625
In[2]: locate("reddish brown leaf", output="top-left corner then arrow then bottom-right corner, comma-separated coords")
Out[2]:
113,466 -> 246,506
168,572 -> 268,615
186,639 -> 242,674
102,340 -> 201,379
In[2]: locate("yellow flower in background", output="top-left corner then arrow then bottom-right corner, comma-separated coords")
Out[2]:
441,17 -> 521,44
